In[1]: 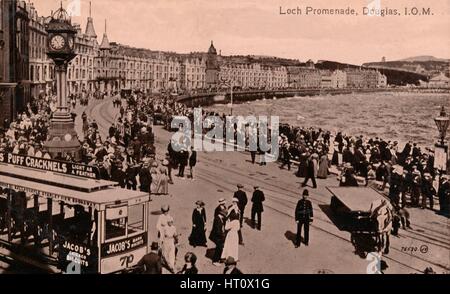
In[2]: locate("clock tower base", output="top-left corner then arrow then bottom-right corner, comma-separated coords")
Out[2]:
43,111 -> 81,160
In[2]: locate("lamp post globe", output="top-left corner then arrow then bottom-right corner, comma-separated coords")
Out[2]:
434,106 -> 450,146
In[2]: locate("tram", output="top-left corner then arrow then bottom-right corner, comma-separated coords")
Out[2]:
0,152 -> 151,274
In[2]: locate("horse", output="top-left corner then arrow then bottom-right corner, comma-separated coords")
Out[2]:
370,199 -> 393,255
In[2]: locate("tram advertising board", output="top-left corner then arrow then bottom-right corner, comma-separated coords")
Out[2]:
0,152 -> 100,179
100,233 -> 147,274
58,238 -> 97,273
101,233 -> 147,257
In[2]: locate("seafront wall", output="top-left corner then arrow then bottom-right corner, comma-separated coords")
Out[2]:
175,88 -> 449,108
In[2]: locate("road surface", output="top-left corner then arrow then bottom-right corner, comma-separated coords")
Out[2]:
66,97 -> 450,274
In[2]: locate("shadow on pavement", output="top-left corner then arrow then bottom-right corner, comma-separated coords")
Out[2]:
204,248 -> 215,261
284,230 -> 297,246
244,218 -> 253,229
318,204 -> 346,231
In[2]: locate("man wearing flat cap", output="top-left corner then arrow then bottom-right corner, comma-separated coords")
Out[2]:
233,184 -> 247,245
251,186 -> 265,230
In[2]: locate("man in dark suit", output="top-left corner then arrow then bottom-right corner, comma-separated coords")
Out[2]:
233,184 -> 247,245
223,257 -> 243,274
251,186 -> 265,230
137,242 -> 162,274
214,198 -> 227,217
209,210 -> 226,266
295,189 -> 314,247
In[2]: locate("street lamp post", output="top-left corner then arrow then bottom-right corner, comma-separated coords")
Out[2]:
435,106 -> 449,146
219,78 -> 234,116
434,105 -> 449,195
230,80 -> 234,116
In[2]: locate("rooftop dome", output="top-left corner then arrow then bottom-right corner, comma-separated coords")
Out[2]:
208,41 -> 217,55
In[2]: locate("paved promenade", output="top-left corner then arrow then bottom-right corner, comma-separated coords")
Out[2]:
69,98 -> 450,274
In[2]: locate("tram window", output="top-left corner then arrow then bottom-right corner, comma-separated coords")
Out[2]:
128,204 -> 144,233
105,205 -> 128,240
105,204 -> 144,240
105,217 -> 127,240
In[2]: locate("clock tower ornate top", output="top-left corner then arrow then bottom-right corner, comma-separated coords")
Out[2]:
45,3 -> 77,64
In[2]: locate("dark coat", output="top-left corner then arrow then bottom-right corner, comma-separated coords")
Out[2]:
234,190 -> 248,212
209,214 -> 226,245
179,150 -> 188,166
137,252 -> 162,274
138,167 -> 151,187
178,265 -> 198,274
189,208 -> 207,246
224,267 -> 243,274
340,173 -> 359,187
189,151 -> 197,167
251,189 -> 265,212
213,204 -> 223,217
295,199 -> 313,222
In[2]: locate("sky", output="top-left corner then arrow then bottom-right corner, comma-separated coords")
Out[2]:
32,0 -> 450,65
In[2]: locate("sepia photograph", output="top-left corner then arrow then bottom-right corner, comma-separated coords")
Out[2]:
0,0 -> 449,282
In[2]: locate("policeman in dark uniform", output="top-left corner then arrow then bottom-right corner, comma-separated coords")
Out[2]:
233,184 -> 247,245
295,189 -> 314,247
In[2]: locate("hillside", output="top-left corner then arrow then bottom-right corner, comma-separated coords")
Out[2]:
400,56 -> 449,62
363,56 -> 449,78
317,60 -> 428,86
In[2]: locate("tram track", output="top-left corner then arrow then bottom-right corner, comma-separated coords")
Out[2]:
197,165 -> 450,250
92,99 -> 450,273
196,170 -> 450,273
198,156 -> 450,244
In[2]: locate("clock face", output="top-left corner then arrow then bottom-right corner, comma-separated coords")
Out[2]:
50,35 -> 66,50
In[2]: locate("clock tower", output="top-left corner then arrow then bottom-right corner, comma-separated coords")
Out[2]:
43,5 -> 80,159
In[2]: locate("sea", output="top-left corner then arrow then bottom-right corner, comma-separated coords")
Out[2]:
205,91 -> 450,149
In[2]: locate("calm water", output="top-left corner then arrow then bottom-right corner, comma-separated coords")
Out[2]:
205,92 -> 450,148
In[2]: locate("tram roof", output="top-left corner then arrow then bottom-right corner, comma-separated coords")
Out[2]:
0,174 -> 149,210
0,163 -> 114,193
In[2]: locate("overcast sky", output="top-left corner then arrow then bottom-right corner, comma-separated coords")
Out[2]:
33,0 -> 450,65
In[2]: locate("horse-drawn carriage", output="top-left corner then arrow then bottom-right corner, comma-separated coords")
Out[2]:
327,187 -> 393,256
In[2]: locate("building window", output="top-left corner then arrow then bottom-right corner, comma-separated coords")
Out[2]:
30,65 -> 34,81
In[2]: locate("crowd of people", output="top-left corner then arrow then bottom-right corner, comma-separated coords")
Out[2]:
149,183 -> 266,274
1,88 -> 448,275
0,94 -> 55,158
274,123 -> 449,216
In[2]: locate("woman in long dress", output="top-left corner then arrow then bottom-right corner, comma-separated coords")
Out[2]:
150,161 -> 160,194
221,198 -> 240,261
157,160 -> 169,195
296,151 -> 309,178
189,201 -> 207,247
162,216 -> 178,273
317,152 -> 329,179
